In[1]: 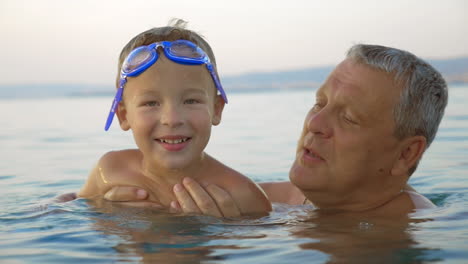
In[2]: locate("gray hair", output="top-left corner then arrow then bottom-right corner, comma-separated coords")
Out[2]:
346,44 -> 448,175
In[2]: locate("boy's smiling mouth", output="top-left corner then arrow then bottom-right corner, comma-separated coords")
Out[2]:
157,138 -> 190,144
155,136 -> 191,151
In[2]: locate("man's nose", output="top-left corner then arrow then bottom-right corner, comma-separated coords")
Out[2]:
306,108 -> 332,138
161,104 -> 184,128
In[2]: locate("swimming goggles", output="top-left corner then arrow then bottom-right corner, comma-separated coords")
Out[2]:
104,39 -> 228,131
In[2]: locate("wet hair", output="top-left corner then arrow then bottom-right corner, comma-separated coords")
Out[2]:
347,44 -> 448,175
115,18 -> 219,88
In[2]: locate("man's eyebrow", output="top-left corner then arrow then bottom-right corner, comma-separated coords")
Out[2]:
315,84 -> 326,98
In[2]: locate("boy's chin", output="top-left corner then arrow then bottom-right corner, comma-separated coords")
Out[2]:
154,157 -> 195,171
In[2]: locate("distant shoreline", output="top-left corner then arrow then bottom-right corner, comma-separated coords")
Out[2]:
1,56 -> 467,99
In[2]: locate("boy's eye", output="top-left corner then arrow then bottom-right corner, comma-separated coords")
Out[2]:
144,101 -> 159,107
184,99 -> 200,104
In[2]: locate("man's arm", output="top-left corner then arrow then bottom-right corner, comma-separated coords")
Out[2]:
171,177 -> 242,217
102,180 -> 303,215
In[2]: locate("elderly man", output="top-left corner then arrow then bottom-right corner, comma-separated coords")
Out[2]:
86,44 -> 447,217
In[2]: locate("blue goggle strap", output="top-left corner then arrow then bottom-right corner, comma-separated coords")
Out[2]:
206,63 -> 228,104
104,78 -> 126,131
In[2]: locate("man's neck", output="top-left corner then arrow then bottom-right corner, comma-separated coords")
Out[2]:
302,184 -> 406,213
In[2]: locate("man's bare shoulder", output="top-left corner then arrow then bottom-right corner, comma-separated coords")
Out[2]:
405,190 -> 436,209
373,190 -> 436,217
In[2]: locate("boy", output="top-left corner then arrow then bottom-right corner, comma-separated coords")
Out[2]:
78,19 -> 271,216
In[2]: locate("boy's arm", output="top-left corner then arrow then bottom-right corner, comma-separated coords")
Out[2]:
77,163 -> 102,198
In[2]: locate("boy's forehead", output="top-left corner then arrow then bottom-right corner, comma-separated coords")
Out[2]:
125,56 -> 215,93
155,56 -> 212,83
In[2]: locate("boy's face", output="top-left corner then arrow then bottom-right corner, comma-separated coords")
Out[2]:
116,53 -> 224,170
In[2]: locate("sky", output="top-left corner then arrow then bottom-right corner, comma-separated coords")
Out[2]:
1,0 -> 467,85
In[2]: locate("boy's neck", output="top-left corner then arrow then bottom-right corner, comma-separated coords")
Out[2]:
140,152 -> 210,187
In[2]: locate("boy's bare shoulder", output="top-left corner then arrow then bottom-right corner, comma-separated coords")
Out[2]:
100,149 -> 141,161
78,149 -> 142,198
99,149 -> 141,169
206,159 -> 272,214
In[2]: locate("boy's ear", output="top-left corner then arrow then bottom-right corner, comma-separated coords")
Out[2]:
116,102 -> 131,131
212,95 -> 225,126
391,135 -> 426,177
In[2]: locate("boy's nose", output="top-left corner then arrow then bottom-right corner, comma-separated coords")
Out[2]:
161,104 -> 184,128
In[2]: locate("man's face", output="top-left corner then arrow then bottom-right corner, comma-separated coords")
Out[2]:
289,58 -> 405,205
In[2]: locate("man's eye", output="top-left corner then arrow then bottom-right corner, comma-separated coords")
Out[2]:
343,115 -> 357,125
311,103 -> 323,112
184,99 -> 200,104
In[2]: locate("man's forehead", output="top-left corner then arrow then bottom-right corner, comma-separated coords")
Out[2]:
317,59 -> 401,111
318,59 -> 363,94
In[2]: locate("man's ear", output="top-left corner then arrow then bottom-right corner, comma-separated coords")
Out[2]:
391,136 -> 427,176
116,102 -> 131,131
212,95 -> 225,126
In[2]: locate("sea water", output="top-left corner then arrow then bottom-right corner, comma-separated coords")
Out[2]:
1,86 -> 468,263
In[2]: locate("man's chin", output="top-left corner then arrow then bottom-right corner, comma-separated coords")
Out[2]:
289,160 -> 308,186
289,160 -> 325,191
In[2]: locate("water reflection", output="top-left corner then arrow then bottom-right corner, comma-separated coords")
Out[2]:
84,200 -> 441,263
87,202 -> 220,263
288,210 -> 436,263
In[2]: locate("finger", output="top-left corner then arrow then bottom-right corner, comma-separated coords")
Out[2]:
111,201 -> 164,210
53,192 -> 77,203
182,177 -> 222,217
169,201 -> 182,213
104,186 -> 148,202
204,184 -> 241,217
173,183 -> 203,215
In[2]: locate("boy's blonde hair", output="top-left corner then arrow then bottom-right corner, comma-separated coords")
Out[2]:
115,18 -> 219,88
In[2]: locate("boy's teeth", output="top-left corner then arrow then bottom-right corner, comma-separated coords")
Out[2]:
160,138 -> 188,144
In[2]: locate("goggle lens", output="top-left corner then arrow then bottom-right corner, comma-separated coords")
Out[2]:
168,42 -> 204,59
122,47 -> 154,74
